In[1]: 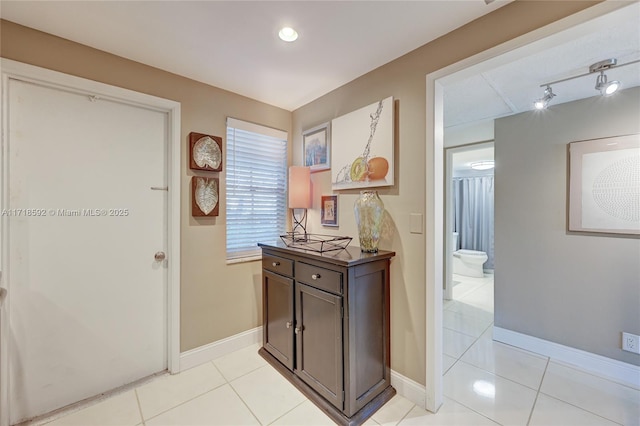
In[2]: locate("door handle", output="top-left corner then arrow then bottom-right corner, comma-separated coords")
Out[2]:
272,261 -> 280,267
154,251 -> 166,262
294,325 -> 303,335
286,321 -> 292,329
311,274 -> 321,280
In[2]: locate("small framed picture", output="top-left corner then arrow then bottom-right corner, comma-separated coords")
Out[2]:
303,122 -> 331,172
321,195 -> 338,227
192,176 -> 219,217
189,132 -> 223,172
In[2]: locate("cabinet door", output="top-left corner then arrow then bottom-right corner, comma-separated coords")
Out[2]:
263,270 -> 294,370
295,283 -> 344,410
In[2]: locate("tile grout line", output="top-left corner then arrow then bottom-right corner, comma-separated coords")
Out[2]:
134,389 -> 146,426
535,392 -> 625,426
141,368 -> 229,424
549,358 -> 640,391
141,357 -> 266,425
539,361 -> 628,425
449,321 -> 493,363
529,359 -> 627,426
391,402 -> 416,426
227,378 -> 270,425
443,319 -> 493,340
265,399 -> 310,426
211,360 -> 270,384
142,384 -> 228,424
443,397 -> 505,426
525,357 -> 550,426
453,357 -> 546,393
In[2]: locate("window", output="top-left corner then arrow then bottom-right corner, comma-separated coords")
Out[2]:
226,118 -> 288,262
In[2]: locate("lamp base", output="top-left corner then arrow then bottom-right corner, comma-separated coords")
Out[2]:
291,208 -> 308,240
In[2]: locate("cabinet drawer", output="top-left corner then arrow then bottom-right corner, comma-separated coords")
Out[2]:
296,262 -> 342,294
263,254 -> 294,276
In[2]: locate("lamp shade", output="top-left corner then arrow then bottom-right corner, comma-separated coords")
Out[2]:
289,166 -> 311,208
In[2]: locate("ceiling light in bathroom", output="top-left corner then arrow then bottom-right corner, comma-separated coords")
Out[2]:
470,161 -> 495,170
278,27 -> 298,42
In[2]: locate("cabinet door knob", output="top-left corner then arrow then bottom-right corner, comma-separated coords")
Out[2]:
311,274 -> 321,280
294,326 -> 303,334
272,261 -> 280,267
286,321 -> 292,329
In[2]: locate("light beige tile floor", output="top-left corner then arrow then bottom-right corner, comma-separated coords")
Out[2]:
23,272 -> 639,426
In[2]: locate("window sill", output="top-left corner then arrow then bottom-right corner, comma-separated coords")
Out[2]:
226,254 -> 262,265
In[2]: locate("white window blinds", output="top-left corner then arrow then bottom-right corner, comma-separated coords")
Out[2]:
226,118 -> 288,261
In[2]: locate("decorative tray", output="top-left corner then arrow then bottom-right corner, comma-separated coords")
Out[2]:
280,232 -> 352,253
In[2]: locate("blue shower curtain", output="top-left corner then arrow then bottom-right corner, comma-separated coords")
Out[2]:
453,175 -> 494,269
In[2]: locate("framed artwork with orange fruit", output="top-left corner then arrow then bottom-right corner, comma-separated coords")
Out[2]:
331,96 -> 394,190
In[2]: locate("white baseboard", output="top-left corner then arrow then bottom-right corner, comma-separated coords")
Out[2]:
391,369 -> 426,409
494,326 -> 640,390
179,326 -> 263,372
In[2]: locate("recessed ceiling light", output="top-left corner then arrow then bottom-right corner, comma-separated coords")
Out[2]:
278,27 -> 298,42
470,161 -> 495,170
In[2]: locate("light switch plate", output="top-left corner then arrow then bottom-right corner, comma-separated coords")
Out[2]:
410,213 -> 423,234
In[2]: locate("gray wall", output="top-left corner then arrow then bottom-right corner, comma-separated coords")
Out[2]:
494,86 -> 640,365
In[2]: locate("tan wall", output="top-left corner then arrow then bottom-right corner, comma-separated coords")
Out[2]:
292,1 -> 599,384
0,20 -> 292,352
1,0 -> 602,384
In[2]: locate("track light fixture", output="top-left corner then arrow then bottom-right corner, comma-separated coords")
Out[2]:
534,86 -> 555,110
591,59 -> 621,96
533,58 -> 639,110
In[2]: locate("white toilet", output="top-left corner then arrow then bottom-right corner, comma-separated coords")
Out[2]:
452,232 -> 488,278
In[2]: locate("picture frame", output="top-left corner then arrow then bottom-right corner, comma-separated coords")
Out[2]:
192,176 -> 219,217
189,132 -> 223,172
568,134 -> 639,235
303,122 -> 331,172
321,195 -> 339,227
331,96 -> 394,190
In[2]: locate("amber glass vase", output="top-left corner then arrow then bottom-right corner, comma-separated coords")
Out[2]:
354,190 -> 385,252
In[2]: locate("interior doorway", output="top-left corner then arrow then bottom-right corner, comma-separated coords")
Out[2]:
423,1 -> 629,413
443,142 -> 494,374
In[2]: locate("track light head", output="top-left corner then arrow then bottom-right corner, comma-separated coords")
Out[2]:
603,80 -> 621,95
595,72 -> 620,95
534,85 -> 555,110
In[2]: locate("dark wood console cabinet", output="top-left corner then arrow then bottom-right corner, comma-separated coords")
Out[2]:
258,242 -> 396,426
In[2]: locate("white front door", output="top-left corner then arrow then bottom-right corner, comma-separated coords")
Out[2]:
6,78 -> 168,424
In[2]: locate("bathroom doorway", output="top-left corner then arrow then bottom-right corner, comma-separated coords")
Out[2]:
442,142 -> 495,374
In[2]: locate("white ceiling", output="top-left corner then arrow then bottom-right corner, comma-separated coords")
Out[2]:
443,2 -> 640,129
0,0 -> 512,111
2,1 -> 638,146
452,146 -> 494,176
446,2 -> 639,172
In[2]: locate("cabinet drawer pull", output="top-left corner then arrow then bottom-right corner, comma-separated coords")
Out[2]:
286,321 -> 292,329
311,274 -> 321,280
272,261 -> 280,267
295,326 -> 303,334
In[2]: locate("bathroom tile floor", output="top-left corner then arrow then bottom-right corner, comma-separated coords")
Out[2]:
21,272 -> 639,426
